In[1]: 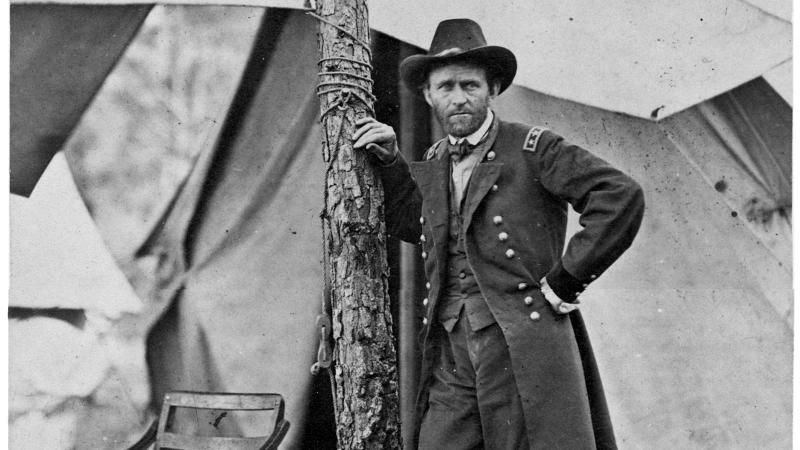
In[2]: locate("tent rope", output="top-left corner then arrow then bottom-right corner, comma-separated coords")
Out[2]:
317,81 -> 375,102
318,57 -> 373,70
309,12 -> 376,121
319,71 -> 374,84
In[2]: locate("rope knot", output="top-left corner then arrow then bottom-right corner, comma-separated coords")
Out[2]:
337,89 -> 352,110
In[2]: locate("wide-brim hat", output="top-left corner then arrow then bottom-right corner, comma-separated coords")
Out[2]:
399,18 -> 517,94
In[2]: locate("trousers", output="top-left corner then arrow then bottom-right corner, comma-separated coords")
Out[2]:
418,307 -> 529,449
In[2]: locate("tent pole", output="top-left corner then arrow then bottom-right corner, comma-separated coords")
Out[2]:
396,41 -> 429,449
312,1 -> 402,448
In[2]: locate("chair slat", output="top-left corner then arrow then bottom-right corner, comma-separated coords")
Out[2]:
164,392 -> 283,410
158,432 -> 268,450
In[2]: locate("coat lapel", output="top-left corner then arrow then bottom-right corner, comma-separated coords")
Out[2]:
409,158 -> 450,244
463,163 -> 503,233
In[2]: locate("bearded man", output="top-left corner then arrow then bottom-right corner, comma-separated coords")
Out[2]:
353,18 -> 644,449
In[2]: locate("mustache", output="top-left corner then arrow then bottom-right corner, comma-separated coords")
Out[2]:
447,109 -> 473,117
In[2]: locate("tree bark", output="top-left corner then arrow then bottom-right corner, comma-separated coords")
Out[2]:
314,0 -> 402,448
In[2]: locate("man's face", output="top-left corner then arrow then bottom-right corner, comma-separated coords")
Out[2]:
423,63 -> 499,137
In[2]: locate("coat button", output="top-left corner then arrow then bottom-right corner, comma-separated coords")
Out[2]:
421,251 -> 428,259
493,215 -> 503,225
505,249 -> 516,258
420,216 -> 425,225
491,184 -> 499,192
498,232 -> 509,241
524,296 -> 534,306
487,151 -> 496,161
420,234 -> 426,243
422,317 -> 428,325
425,282 -> 431,290
529,311 -> 541,321
422,297 -> 428,306
459,271 -> 467,279
518,282 -> 528,291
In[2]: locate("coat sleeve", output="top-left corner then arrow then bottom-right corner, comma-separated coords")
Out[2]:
534,130 -> 645,302
378,153 -> 423,244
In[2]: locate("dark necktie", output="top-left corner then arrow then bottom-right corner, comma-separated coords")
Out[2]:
448,140 -> 474,162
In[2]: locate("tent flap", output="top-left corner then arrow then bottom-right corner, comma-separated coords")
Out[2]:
10,4 -> 152,196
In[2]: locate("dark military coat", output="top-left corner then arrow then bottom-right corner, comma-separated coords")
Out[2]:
380,119 -> 645,449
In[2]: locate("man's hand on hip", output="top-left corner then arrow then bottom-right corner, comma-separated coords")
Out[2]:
353,117 -> 399,165
540,277 -> 579,315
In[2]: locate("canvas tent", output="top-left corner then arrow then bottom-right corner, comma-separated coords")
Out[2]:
9,153 -> 147,448
11,0 -> 793,194
9,1 -> 791,449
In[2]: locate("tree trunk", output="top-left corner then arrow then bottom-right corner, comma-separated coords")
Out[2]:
314,0 -> 402,448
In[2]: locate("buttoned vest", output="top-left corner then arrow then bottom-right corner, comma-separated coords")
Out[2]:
437,167 -> 497,332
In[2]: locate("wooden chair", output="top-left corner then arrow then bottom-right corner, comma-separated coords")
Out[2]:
128,391 -> 290,450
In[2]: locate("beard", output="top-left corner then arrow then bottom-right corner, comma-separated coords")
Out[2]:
435,105 -> 489,138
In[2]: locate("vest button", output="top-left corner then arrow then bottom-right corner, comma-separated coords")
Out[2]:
422,317 -> 428,325
420,216 -> 425,225
524,296 -> 534,306
491,184 -> 499,192
422,297 -> 428,306
518,282 -> 528,291
487,151 -> 496,161
529,311 -> 541,321
420,234 -> 426,243
493,215 -> 503,225
505,249 -> 516,258
425,282 -> 431,290
421,251 -> 428,259
498,232 -> 509,242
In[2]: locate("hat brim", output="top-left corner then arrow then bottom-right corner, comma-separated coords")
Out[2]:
399,45 -> 517,94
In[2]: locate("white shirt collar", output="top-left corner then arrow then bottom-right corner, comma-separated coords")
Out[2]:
448,109 -> 494,146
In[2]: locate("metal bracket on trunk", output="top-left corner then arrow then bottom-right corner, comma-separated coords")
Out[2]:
310,314 -> 333,375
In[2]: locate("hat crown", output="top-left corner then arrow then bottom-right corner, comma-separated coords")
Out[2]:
429,19 -> 487,55
398,18 -> 516,94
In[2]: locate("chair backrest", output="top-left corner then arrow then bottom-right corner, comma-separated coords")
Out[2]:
155,391 -> 289,450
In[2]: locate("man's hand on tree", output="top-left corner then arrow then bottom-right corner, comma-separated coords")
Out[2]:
353,117 -> 399,165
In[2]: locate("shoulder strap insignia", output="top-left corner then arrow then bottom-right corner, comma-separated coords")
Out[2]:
523,127 -> 547,153
424,138 -> 447,161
